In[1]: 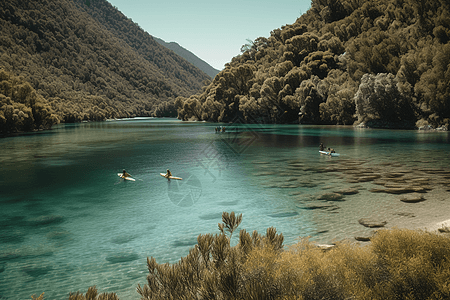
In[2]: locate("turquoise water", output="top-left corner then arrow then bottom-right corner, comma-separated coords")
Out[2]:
1,118 -> 450,299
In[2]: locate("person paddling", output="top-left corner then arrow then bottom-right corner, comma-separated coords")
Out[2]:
122,169 -> 131,178
165,169 -> 172,179
320,143 -> 325,151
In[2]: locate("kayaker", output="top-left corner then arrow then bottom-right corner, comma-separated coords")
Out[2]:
122,169 -> 131,178
320,143 -> 325,151
165,169 -> 172,178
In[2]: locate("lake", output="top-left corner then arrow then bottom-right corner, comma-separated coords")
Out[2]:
1,118 -> 450,299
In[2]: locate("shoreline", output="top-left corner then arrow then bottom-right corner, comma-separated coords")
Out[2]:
424,218 -> 450,233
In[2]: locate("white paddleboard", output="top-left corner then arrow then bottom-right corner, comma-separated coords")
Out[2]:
319,150 -> 340,157
160,173 -> 182,180
118,173 -> 136,181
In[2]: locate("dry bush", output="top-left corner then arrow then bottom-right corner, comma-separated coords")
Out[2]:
32,214 -> 450,300
368,229 -> 450,299
137,214 -> 450,300
67,286 -> 119,300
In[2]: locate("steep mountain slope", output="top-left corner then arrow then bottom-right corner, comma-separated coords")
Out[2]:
0,0 -> 210,133
176,0 -> 450,129
153,37 -> 220,79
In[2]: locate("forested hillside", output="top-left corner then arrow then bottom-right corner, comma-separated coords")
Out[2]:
176,0 -> 450,129
0,0 -> 210,134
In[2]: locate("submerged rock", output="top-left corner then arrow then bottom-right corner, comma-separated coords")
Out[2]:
0,229 -> 26,244
370,186 -> 427,194
46,230 -> 71,241
400,193 -> 426,203
106,252 -> 139,264
317,193 -> 345,201
299,204 -> 339,211
28,215 -> 65,226
171,237 -> 198,247
358,218 -> 387,228
395,212 -> 416,217
334,188 -> 359,195
22,264 -> 53,278
268,212 -> 299,218
111,234 -> 137,245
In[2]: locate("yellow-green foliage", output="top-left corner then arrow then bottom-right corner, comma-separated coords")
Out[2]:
68,286 -> 119,300
137,213 -> 450,300
0,69 -> 59,134
31,293 -> 45,300
33,213 -> 450,300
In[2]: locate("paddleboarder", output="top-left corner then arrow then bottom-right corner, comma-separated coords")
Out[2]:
122,169 -> 131,178
320,143 -> 325,151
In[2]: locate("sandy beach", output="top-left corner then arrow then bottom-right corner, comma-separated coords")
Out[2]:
374,186 -> 450,234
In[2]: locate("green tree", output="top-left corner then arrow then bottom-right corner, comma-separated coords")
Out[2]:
355,73 -> 415,126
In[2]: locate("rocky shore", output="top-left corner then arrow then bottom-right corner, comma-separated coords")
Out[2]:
355,120 -> 449,131
308,157 -> 450,244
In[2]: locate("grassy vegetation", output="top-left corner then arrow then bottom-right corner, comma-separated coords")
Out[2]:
37,212 -> 450,299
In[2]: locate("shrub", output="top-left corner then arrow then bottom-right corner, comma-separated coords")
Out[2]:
32,214 -> 450,300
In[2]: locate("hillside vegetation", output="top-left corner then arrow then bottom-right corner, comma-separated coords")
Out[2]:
0,0 -> 210,134
176,0 -> 450,129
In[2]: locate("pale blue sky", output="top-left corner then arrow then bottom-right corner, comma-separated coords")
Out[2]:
107,0 -> 312,70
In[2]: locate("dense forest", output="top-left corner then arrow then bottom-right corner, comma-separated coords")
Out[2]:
176,0 -> 450,129
0,68 -> 59,132
0,0 -> 210,134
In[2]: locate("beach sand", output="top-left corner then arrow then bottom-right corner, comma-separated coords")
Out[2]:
376,186 -> 450,234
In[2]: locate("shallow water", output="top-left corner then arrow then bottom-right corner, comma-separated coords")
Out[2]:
1,118 -> 450,299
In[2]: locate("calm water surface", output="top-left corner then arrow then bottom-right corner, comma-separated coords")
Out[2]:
1,118 -> 450,299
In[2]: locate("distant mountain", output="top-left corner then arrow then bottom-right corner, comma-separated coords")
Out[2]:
153,37 -> 220,79
0,0 -> 210,133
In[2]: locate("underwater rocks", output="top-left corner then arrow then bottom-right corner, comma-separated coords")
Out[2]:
370,186 -> 427,194
400,193 -> 426,203
395,212 -> 416,217
0,229 -> 26,244
27,215 -> 65,226
299,204 -> 340,211
0,244 -> 55,262
317,192 -> 345,201
22,264 -> 53,278
46,230 -> 72,241
106,251 -> 139,264
358,218 -> 387,228
171,237 -> 199,247
268,212 -> 299,218
333,188 -> 359,195
111,234 -> 138,245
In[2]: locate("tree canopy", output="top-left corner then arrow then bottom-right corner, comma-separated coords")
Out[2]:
177,0 -> 450,129
0,0 -> 210,134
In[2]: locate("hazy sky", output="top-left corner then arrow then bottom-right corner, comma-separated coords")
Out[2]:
107,0 -> 312,70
